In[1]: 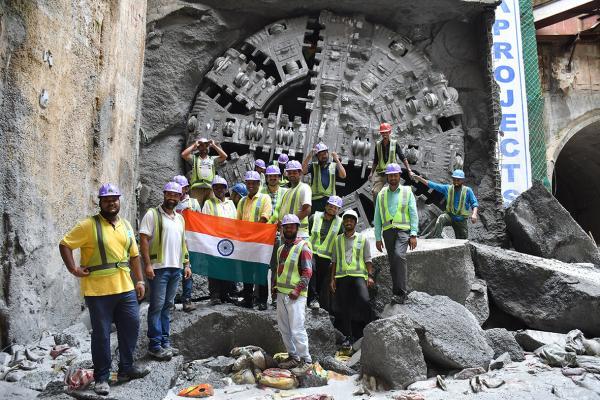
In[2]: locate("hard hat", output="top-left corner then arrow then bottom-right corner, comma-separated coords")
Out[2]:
231,183 -> 248,197
281,214 -> 301,226
244,170 -> 261,181
342,209 -> 359,220
379,122 -> 393,133
196,137 -> 209,143
163,181 -> 183,194
255,159 -> 266,169
385,163 -> 402,174
211,175 -> 228,188
277,153 -> 289,165
285,160 -> 302,171
98,183 -> 121,198
173,175 -> 189,187
451,169 -> 465,179
265,165 -> 280,175
314,143 -> 328,153
327,195 -> 343,208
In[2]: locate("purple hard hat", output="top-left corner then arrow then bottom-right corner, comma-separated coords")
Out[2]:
285,160 -> 302,171
211,175 -> 228,188
255,159 -> 266,169
98,183 -> 121,198
314,142 -> 328,153
281,214 -> 301,226
265,165 -> 280,175
277,153 -> 289,164
173,175 -> 189,187
385,163 -> 403,174
244,170 -> 261,181
163,181 -> 183,194
327,195 -> 343,208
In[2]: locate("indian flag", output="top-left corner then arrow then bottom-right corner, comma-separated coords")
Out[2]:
182,210 -> 277,284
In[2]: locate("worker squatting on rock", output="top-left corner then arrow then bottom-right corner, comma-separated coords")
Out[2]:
374,163 -> 419,305
58,184 -> 149,396
302,142 -> 347,213
413,170 -> 479,239
139,181 -> 191,361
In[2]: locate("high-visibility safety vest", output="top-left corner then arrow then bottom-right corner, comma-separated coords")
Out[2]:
149,208 -> 189,265
83,215 -> 134,277
278,182 -> 311,234
276,240 -> 309,297
377,185 -> 412,232
272,161 -> 289,187
334,232 -> 368,279
191,155 -> 215,189
446,185 -> 470,217
204,198 -> 235,218
176,197 -> 201,213
262,186 -> 288,224
375,139 -> 397,173
311,162 -> 336,200
309,212 -> 342,259
238,193 -> 271,222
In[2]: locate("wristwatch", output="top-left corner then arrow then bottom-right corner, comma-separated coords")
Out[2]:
136,281 -> 145,286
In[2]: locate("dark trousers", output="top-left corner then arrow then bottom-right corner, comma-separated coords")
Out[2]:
243,283 -> 268,305
333,276 -> 372,339
308,255 -> 333,312
382,228 -> 410,297
181,269 -> 193,302
209,278 -> 231,301
85,290 -> 140,382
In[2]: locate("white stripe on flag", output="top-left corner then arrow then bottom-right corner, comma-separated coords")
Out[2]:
187,231 -> 273,265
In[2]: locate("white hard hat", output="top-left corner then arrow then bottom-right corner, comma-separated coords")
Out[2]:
342,209 -> 358,220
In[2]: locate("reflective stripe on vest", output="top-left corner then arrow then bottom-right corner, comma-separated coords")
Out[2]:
279,183 -> 309,232
149,208 -> 189,265
205,198 -> 221,217
375,139 -> 397,173
191,155 -> 215,188
335,233 -> 367,279
311,162 -> 336,200
378,186 -> 411,231
446,185 -> 470,217
267,187 -> 287,224
239,194 -> 267,222
309,212 -> 342,259
84,215 -> 132,277
276,240 -> 308,297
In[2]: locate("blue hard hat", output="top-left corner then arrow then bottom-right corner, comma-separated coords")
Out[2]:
451,169 -> 465,179
231,183 -> 248,197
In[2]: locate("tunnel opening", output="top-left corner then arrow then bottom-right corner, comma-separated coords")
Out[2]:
552,120 -> 600,242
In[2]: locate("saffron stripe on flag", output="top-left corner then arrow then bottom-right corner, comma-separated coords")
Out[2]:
189,252 -> 269,285
186,231 -> 273,265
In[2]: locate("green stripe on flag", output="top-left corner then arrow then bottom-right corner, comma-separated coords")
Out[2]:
189,252 -> 269,285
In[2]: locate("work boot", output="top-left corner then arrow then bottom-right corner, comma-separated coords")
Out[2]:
278,357 -> 300,369
308,299 -> 320,309
391,293 -> 407,305
291,361 -> 312,376
257,303 -> 268,311
237,299 -> 253,309
210,297 -> 222,306
94,381 -> 110,396
271,299 -> 277,309
183,300 -> 197,312
117,365 -> 150,382
148,347 -> 172,361
163,345 -> 179,357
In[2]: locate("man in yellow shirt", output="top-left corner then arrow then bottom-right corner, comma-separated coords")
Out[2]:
59,184 -> 148,396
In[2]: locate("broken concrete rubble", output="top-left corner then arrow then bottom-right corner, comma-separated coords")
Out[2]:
484,328 -> 525,361
464,278 -> 490,326
514,329 -> 568,352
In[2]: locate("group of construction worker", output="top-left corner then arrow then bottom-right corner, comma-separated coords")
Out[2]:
58,123 -> 478,395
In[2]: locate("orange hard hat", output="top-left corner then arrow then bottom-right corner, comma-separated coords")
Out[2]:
379,122 -> 392,133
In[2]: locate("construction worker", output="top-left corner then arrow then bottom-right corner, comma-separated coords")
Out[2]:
173,175 -> 199,312
276,153 -> 290,188
139,182 -> 190,361
59,184 -> 149,396
413,169 -> 478,239
307,195 -> 343,311
374,163 -> 418,305
369,122 -> 414,201
330,209 -> 374,346
230,183 -> 248,207
273,214 -> 313,372
202,176 -> 237,305
276,160 -> 312,239
302,143 -> 346,213
181,137 -> 227,208
237,171 -> 273,310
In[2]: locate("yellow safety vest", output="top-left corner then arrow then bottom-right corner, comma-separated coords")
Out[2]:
276,240 -> 308,297
149,208 -> 189,265
377,185 -> 412,231
309,212 -> 342,259
375,139 -> 397,173
238,193 -> 271,222
311,162 -> 336,200
278,182 -> 310,234
191,154 -> 215,189
83,215 -> 133,277
334,233 -> 368,279
446,185 -> 470,217
263,186 -> 287,224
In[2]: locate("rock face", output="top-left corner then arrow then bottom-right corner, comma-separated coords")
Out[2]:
382,292 -> 494,369
471,243 -> 600,336
484,328 -> 525,361
504,182 -> 600,265
361,314 -> 427,389
464,278 -> 490,325
0,1 -> 147,348
371,239 -> 476,314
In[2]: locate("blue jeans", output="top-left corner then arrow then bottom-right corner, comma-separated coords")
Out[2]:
85,290 -> 140,382
147,268 -> 181,351
181,269 -> 193,302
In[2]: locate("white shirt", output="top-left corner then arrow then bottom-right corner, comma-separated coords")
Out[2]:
139,206 -> 186,269
201,197 -> 237,218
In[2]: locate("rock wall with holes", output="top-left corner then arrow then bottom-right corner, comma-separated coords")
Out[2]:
140,0 -> 505,244
0,1 -> 147,347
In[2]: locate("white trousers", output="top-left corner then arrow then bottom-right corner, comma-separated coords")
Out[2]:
276,293 -> 311,362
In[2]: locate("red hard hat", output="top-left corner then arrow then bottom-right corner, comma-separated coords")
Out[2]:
379,122 -> 392,133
